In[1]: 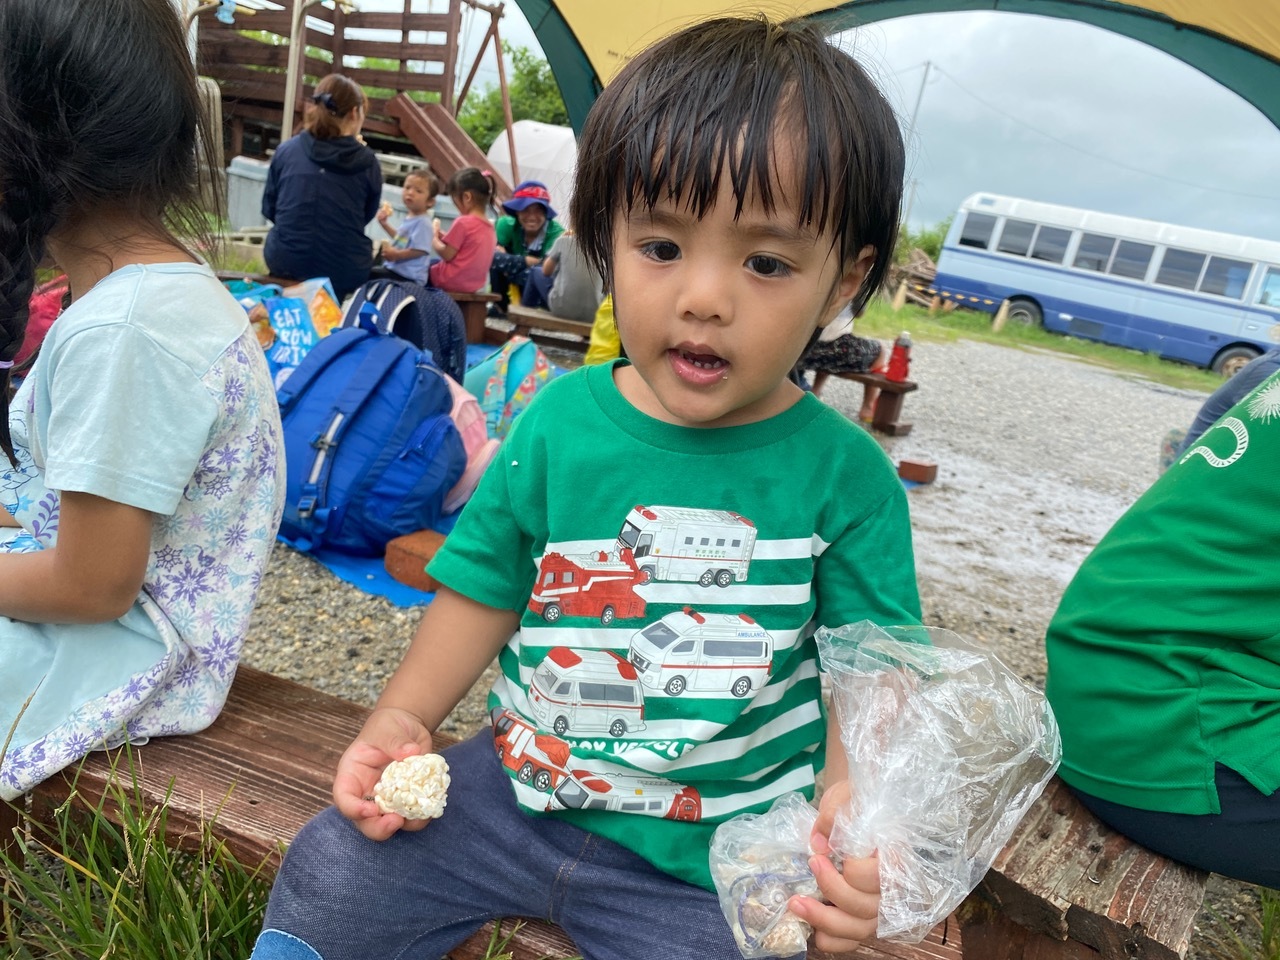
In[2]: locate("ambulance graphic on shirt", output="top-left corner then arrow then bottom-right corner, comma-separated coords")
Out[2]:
494,505 -> 785,821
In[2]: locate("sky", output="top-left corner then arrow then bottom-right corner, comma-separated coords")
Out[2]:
357,1 -> 1280,242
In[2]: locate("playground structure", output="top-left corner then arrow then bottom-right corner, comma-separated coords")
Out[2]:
190,0 -> 517,199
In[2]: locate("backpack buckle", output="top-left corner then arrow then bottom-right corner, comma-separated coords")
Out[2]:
297,495 -> 316,519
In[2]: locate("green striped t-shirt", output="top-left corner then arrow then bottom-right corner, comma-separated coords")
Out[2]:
429,361 -> 920,889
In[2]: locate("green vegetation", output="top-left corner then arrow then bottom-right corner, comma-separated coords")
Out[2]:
0,763 -> 273,958
857,295 -> 1226,394
457,46 -> 569,152
0,757 -> 577,960
896,218 -> 952,265
1198,888 -> 1280,960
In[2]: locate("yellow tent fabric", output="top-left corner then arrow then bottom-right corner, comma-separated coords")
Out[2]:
555,1 -> 1279,84
516,1 -> 1280,132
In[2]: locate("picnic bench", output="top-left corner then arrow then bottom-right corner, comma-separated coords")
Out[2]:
811,370 -> 919,436
450,291 -> 501,344
3,667 -> 1208,960
496,304 -> 594,352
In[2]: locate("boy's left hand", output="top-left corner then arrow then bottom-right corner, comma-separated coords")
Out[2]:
787,779 -> 880,954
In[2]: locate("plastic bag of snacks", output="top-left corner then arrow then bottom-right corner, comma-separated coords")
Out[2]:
710,622 -> 1060,954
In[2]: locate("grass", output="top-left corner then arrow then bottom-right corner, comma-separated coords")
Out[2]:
1,757 -> 274,959
856,296 -> 1228,395
1197,888 -> 1280,960
0,755 -> 577,960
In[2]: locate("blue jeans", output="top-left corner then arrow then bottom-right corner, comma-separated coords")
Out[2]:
252,732 -> 782,960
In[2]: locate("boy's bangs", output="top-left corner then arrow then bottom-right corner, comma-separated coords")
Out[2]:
620,84 -> 843,249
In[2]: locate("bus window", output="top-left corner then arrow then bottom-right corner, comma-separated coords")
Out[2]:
959,212 -> 997,249
1198,256 -> 1252,300
1031,226 -> 1071,264
1074,233 -> 1116,272
1155,248 -> 1207,291
1258,267 -> 1280,306
997,219 -> 1036,257
1109,240 -> 1155,280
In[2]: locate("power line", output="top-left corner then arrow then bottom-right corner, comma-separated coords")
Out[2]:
928,65 -> 1280,202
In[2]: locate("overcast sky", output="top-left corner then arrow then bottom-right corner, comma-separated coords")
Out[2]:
374,2 -> 1280,242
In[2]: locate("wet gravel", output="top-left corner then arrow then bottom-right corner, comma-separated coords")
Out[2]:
240,337 -> 1265,955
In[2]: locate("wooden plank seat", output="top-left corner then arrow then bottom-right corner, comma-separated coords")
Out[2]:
449,291 -> 501,344
500,304 -> 593,353
811,370 -> 919,436
6,667 -> 1208,959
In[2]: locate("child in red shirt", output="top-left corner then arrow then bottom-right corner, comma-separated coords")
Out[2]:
428,167 -> 498,293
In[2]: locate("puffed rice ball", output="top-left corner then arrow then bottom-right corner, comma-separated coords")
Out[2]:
373,753 -> 450,820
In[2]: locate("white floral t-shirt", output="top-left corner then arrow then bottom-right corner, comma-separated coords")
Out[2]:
0,262 -> 284,799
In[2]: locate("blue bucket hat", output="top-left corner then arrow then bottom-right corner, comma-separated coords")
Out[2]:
502,180 -> 558,219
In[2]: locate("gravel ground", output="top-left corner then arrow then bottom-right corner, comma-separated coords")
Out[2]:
240,337 -> 1265,957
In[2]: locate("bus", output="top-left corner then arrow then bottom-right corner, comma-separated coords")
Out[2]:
932,193 -> 1280,375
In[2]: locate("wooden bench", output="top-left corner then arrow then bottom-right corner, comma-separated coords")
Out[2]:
500,304 -> 593,353
4,667 -> 1208,960
448,291 -> 501,344
811,370 -> 919,436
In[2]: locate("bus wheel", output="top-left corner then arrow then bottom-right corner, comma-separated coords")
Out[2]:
715,569 -> 733,588
731,677 -> 753,698
553,716 -> 569,736
1006,297 -> 1042,326
698,569 -> 716,587
518,762 -> 534,783
609,719 -> 627,738
664,676 -> 687,696
542,603 -> 562,623
639,566 -> 654,584
533,770 -> 552,792
1212,346 -> 1260,377
600,605 -> 615,626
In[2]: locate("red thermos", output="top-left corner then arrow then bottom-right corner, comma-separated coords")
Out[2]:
886,331 -> 912,382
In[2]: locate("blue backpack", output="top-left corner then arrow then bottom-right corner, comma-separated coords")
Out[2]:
276,322 -> 466,556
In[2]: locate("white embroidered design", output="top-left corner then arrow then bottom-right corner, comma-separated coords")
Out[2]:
1246,379 -> 1280,423
1180,416 -> 1249,469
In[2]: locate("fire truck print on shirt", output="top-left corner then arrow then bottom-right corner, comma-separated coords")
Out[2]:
493,505 -> 786,821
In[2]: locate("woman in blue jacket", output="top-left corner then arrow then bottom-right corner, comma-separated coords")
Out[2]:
262,74 -> 382,300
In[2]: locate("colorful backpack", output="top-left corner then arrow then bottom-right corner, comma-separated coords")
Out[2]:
462,336 -> 553,440
276,320 -> 466,555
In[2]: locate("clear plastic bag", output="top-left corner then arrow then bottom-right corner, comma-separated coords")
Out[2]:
709,622 -> 1060,954
709,792 -> 821,958
820,622 -> 1060,940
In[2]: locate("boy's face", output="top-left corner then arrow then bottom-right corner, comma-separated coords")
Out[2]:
517,205 -> 548,235
610,148 -> 872,430
402,177 -> 434,215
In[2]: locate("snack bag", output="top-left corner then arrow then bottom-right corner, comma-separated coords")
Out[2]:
283,277 -> 343,337
263,294 -> 320,388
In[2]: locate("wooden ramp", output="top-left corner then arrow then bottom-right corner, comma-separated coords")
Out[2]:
388,94 -> 512,202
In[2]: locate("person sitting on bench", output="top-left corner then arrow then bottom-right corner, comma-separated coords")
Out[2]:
1046,370 -> 1280,888
800,303 -> 890,420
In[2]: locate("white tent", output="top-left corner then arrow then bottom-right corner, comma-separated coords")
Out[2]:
486,120 -> 578,220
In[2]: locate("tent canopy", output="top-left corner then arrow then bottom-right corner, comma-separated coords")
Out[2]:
511,1 -> 1280,134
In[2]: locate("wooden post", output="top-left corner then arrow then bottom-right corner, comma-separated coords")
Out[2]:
929,295 -> 942,314
992,298 -> 1010,332
891,280 -> 908,312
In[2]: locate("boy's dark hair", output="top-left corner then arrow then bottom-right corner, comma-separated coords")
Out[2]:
0,0 -> 221,465
572,16 -> 904,313
446,167 -> 496,210
405,170 -> 440,196
305,74 -> 367,140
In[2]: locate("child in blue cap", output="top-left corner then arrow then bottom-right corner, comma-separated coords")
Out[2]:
488,179 -> 565,316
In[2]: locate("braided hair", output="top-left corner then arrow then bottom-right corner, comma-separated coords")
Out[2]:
0,0 -> 219,466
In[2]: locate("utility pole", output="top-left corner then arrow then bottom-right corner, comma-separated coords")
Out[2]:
900,60 -> 931,232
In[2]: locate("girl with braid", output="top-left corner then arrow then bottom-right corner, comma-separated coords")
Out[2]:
0,0 -> 285,800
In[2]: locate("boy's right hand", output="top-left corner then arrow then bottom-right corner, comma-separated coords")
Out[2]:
333,706 -> 434,840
